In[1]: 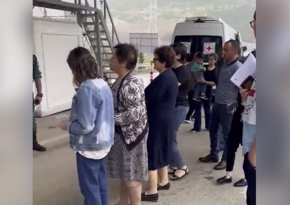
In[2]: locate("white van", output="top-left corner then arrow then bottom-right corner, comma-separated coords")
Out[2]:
171,16 -> 246,62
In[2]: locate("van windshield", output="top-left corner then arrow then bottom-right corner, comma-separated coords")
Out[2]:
174,35 -> 223,62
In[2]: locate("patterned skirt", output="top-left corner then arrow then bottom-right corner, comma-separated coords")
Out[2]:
107,133 -> 148,181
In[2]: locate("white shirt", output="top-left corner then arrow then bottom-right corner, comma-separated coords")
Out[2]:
78,147 -> 111,160
76,135 -> 111,160
242,75 -> 256,125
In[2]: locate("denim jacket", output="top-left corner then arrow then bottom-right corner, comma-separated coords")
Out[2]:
68,78 -> 115,151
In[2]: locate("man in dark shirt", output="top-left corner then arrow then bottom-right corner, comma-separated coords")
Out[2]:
169,43 -> 191,180
199,40 -> 242,170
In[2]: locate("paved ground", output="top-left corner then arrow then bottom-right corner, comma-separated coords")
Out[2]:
34,114 -> 246,205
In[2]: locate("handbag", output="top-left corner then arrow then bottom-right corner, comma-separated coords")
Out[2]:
114,71 -> 148,151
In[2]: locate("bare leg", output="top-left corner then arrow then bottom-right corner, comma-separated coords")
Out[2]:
146,170 -> 158,194
158,166 -> 169,185
226,171 -> 232,178
125,181 -> 142,205
115,181 -> 130,205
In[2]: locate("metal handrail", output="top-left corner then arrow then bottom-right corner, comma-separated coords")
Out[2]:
79,0 -> 110,62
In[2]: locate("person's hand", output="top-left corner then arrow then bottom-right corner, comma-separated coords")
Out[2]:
239,88 -> 249,102
34,96 -> 42,105
229,107 -> 237,114
58,121 -> 69,131
197,77 -> 206,84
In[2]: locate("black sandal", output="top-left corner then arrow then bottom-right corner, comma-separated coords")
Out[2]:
168,167 -> 177,175
170,168 -> 189,181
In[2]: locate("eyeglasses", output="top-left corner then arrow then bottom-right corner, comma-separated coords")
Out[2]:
250,20 -> 255,28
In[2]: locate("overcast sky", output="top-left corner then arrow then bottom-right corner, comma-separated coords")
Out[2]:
33,0 -> 104,17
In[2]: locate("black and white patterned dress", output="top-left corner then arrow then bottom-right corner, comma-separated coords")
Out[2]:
107,74 -> 148,182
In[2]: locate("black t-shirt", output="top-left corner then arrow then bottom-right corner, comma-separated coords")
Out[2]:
204,68 -> 218,99
172,65 -> 191,106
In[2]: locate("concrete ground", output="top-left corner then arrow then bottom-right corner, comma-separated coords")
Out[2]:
34,114 -> 246,205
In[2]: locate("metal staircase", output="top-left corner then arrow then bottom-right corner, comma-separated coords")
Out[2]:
33,0 -> 119,83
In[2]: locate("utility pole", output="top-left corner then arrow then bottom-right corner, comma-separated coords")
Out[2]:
148,0 -> 157,33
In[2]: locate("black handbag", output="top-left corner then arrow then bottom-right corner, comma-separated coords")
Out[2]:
114,71 -> 148,151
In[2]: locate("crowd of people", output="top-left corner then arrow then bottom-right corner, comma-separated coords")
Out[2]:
32,10 -> 256,205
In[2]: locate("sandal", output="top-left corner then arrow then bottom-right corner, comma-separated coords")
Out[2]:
170,168 -> 189,181
168,167 -> 177,175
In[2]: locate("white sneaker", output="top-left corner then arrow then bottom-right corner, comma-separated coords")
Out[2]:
184,120 -> 194,124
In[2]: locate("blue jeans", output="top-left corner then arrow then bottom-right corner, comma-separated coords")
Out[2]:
77,153 -> 108,205
209,103 -> 234,161
170,106 -> 188,168
242,122 -> 256,156
194,83 -> 207,98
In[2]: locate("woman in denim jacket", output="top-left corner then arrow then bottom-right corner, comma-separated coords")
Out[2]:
58,47 -> 114,205
107,43 -> 148,205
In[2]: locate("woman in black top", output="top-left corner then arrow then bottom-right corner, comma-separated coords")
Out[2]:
191,53 -> 218,132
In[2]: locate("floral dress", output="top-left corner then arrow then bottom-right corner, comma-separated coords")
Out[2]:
107,77 -> 148,181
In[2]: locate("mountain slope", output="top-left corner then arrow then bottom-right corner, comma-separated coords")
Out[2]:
107,0 -> 256,43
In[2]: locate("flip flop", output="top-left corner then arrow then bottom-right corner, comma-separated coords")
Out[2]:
170,168 -> 189,181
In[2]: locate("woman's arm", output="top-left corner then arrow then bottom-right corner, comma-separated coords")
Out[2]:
68,87 -> 99,135
198,70 -> 217,87
205,80 -> 216,86
115,79 -> 145,126
197,78 -> 216,86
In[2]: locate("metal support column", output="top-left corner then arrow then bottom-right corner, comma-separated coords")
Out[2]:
95,13 -> 103,77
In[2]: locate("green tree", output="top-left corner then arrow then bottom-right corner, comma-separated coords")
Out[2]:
138,52 -> 145,63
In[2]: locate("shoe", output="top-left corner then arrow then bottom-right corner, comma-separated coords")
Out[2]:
216,176 -> 232,185
33,142 -> 47,152
184,119 -> 194,124
192,97 -> 201,102
214,161 -> 227,170
200,94 -> 208,100
157,182 -> 170,191
190,129 -> 200,133
141,192 -> 159,202
233,178 -> 248,187
199,154 -> 219,163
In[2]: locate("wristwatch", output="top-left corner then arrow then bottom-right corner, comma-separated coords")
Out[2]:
36,93 -> 43,97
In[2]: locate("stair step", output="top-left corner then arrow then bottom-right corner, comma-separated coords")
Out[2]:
86,30 -> 105,34
82,14 -> 96,17
83,22 -> 96,25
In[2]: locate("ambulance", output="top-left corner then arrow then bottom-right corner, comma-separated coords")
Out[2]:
171,16 -> 247,63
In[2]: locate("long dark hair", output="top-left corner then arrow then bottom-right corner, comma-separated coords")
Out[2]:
67,47 -> 101,87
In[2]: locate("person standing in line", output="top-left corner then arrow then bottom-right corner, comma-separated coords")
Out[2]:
240,10 -> 256,205
190,53 -> 218,133
168,43 -> 190,180
107,43 -> 148,205
141,46 -> 178,202
199,40 -> 242,170
184,53 -> 197,123
216,92 -> 248,187
57,47 -> 115,205
33,55 -> 46,152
